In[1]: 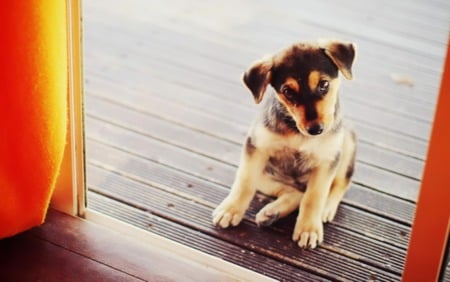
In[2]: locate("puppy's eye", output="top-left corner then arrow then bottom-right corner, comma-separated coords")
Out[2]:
318,80 -> 329,95
281,86 -> 295,99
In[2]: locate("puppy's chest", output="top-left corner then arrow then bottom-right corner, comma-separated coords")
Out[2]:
264,147 -> 314,192
264,137 -> 316,191
253,125 -> 342,191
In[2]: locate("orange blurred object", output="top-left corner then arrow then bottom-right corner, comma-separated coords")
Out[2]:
0,1 -> 67,237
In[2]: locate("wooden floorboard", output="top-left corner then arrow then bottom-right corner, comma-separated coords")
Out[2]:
83,0 -> 449,280
87,183 -> 401,281
85,73 -> 430,160
85,90 -> 426,179
86,113 -> 420,202
88,192 -> 327,282
84,48 -> 435,140
0,210 -> 243,282
444,262 -> 450,282
86,142 -> 408,280
86,138 -> 415,225
0,233 -> 139,282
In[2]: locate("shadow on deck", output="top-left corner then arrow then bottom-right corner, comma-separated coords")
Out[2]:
83,0 -> 449,280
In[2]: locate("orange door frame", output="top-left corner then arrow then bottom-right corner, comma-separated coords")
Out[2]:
402,40 -> 450,281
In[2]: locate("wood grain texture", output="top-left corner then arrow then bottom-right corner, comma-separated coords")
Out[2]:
0,232 -> 140,282
0,210 -> 245,282
83,0 -> 449,280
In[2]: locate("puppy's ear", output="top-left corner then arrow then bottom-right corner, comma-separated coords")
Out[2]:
319,40 -> 356,80
242,59 -> 272,104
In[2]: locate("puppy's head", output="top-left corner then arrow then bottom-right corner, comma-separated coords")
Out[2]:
243,40 -> 356,136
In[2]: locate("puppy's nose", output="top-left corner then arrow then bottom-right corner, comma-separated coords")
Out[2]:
306,123 -> 324,135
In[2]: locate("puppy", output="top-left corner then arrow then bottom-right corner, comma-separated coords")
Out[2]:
212,39 -> 357,249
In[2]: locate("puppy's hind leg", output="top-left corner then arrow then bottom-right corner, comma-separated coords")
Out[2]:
256,186 -> 303,227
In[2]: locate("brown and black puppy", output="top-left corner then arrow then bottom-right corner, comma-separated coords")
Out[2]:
212,39 -> 357,249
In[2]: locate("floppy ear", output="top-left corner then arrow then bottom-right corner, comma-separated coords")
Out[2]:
319,40 -> 356,80
242,59 -> 273,104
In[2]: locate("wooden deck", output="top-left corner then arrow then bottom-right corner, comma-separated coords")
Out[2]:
0,210 -> 243,281
83,0 -> 449,281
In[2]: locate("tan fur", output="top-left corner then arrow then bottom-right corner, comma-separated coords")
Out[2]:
279,76 -> 340,135
213,39 -> 357,249
314,78 -> 340,131
285,77 -> 300,92
308,71 -> 321,91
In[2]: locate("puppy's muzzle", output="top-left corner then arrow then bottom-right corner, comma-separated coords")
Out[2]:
306,122 -> 324,135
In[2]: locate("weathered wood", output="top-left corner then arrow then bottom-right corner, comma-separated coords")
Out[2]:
86,115 -> 421,201
0,232 -> 140,281
1,210 -> 243,282
87,138 -> 416,225
84,51 -> 436,136
88,192 -> 329,282
87,142 -> 412,250
87,94 -> 424,179
87,166 -> 401,281
83,0 -> 448,279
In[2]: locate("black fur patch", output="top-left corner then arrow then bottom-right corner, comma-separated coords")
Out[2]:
262,94 -> 299,135
270,44 -> 339,99
264,147 -> 312,192
346,137 -> 357,180
346,160 -> 355,180
245,136 -> 256,155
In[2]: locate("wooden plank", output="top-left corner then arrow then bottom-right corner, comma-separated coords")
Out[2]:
84,0 -> 447,71
88,2 -> 445,74
87,64 -> 430,143
354,163 -> 419,202
88,192 -> 330,282
30,210 -> 243,282
85,112 -> 421,202
86,141 -> 412,249
83,19 -> 442,109
0,232 -> 139,282
250,0 -> 448,58
81,1 -> 448,281
86,94 -> 424,179
357,142 -> 423,180
85,118 -> 237,185
353,121 -> 427,160
84,42 -> 439,120
87,76 -> 429,159
86,95 -> 242,163
344,185 -> 415,225
87,165 -> 401,281
444,262 -> 450,282
87,80 -> 428,160
86,138 -> 415,226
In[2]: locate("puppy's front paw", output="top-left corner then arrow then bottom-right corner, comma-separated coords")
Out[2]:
292,217 -> 323,249
212,197 -> 247,228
